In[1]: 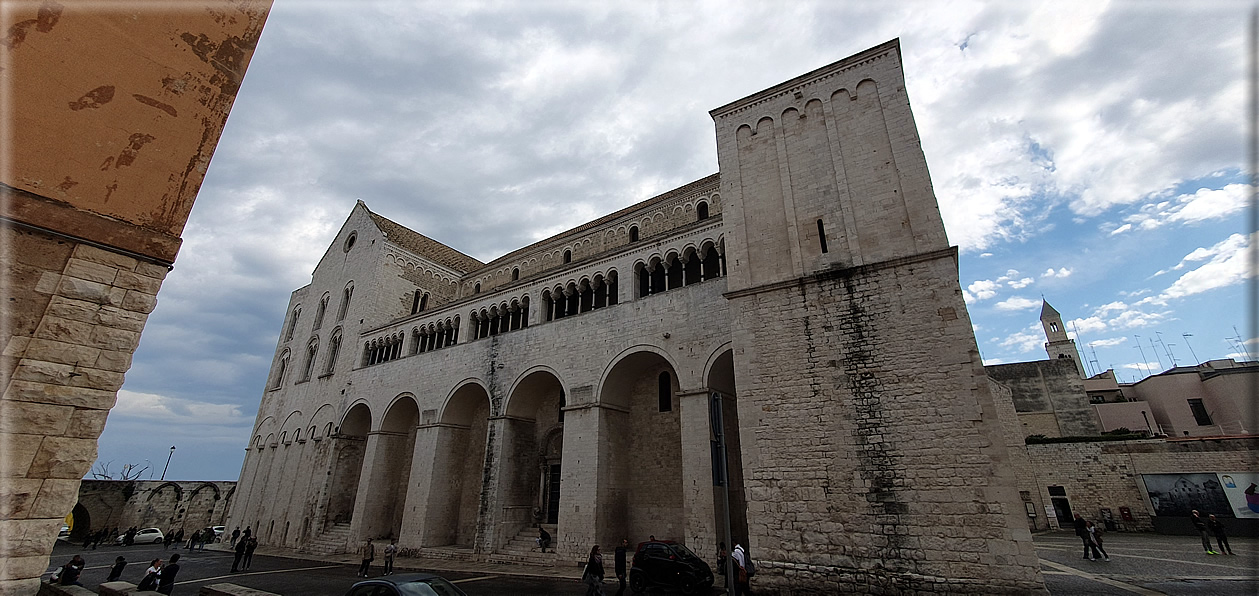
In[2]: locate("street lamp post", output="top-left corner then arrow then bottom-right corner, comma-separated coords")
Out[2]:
160,446 -> 175,481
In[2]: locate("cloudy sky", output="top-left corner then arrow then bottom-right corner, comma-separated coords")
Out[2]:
92,1 -> 1254,481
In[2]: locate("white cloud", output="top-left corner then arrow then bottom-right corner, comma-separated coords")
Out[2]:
1042,267 -> 1072,279
996,296 -> 1041,311
1071,316 -> 1108,334
968,279 -> 1000,301
1121,361 -> 1161,373
1124,183 -> 1251,231
1150,233 -> 1253,303
1110,223 -> 1132,235
999,324 -> 1045,353
1008,277 -> 1035,289
114,390 -> 244,424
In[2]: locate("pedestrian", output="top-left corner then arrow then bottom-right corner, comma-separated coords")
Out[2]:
52,554 -> 85,586
156,553 -> 180,595
163,532 -> 173,550
137,558 -> 162,591
125,527 -> 137,547
716,541 -> 728,584
231,527 -> 241,548
1191,510 -> 1216,554
731,543 -> 750,596
581,544 -> 605,596
1086,521 -> 1110,561
1207,514 -> 1234,555
197,529 -> 206,551
93,529 -> 105,549
357,538 -> 375,577
383,539 -> 397,575
187,529 -> 199,550
1073,514 -> 1101,560
243,526 -> 251,541
243,537 -> 258,570
106,556 -> 127,582
231,533 -> 248,572
614,538 -> 629,595
538,525 -> 551,553
173,529 -> 183,546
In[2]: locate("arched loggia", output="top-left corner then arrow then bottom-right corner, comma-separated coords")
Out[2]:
360,396 -> 419,540
498,369 -> 567,550
427,383 -> 491,547
326,403 -> 371,526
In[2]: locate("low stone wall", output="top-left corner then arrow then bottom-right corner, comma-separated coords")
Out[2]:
36,583 -> 95,596
1023,437 -> 1259,533
198,584 -> 280,596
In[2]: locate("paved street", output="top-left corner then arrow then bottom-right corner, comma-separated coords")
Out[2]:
47,531 -> 1257,595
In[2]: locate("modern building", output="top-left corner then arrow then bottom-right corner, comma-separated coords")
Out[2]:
228,40 -> 1046,594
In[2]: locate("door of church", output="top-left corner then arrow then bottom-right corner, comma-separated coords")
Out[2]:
546,464 -> 561,525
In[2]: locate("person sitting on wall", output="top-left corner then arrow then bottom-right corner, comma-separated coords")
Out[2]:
52,555 -> 85,586
538,525 -> 551,553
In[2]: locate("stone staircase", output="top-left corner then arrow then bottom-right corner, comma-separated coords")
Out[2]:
303,522 -> 352,555
487,524 -> 558,566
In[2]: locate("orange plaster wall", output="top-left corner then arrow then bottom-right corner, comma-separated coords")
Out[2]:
3,0 -> 271,241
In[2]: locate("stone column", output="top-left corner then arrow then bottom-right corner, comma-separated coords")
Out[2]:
398,423 -> 442,548
561,400 -> 605,556
347,432 -> 385,545
1,240 -> 166,594
474,416 -> 508,554
677,389 -> 718,550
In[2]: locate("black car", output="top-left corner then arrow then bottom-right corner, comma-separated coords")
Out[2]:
629,540 -> 714,594
344,572 -> 467,596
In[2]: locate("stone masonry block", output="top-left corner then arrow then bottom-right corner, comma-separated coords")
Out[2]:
22,339 -> 102,368
97,582 -> 139,596
0,518 -> 62,558
120,290 -> 157,314
94,350 -> 134,373
71,244 -> 139,272
30,479 -> 80,519
0,479 -> 42,519
0,433 -> 41,477
63,258 -> 120,285
0,400 -> 73,436
96,307 -> 149,332
2,336 -> 30,358
44,297 -> 101,325
113,270 -> 163,294
134,261 -> 170,280
64,408 -> 110,439
26,437 -> 98,480
12,360 -> 78,386
6,380 -> 117,410
0,577 -> 43,596
34,316 -> 96,345
87,326 -> 141,352
35,272 -> 62,295
55,277 -> 113,305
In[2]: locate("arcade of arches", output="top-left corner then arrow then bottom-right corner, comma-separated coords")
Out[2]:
232,347 -> 745,560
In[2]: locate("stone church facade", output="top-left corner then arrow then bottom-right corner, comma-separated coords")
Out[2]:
229,40 -> 1046,594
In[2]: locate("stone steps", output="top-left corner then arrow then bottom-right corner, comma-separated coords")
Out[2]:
302,523 -> 352,555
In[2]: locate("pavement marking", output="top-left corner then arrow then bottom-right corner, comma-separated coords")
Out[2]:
1037,545 -> 1246,570
449,575 -> 495,584
1040,560 -> 1164,595
181,564 -> 343,584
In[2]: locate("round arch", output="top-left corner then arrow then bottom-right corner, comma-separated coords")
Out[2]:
597,344 -> 680,408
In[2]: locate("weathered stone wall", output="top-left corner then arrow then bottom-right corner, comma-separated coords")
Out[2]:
75,480 -> 235,537
986,359 -> 1101,438
1,2 -> 270,593
1022,437 -> 1259,532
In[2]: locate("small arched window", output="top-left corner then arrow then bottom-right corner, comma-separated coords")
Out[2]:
314,296 -> 329,330
658,371 -> 672,412
629,226 -> 639,242
302,340 -> 318,381
696,201 -> 709,220
326,331 -> 342,374
285,307 -> 301,341
512,268 -> 520,281
474,282 -> 481,293
337,285 -> 353,321
563,250 -> 572,264
273,351 -> 290,389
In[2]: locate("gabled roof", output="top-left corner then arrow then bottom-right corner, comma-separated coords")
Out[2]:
1040,300 -> 1060,320
361,202 -> 484,273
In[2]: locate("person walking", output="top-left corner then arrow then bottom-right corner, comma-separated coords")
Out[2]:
230,527 -> 241,548
357,538 -> 375,577
231,535 -> 248,572
383,539 -> 397,575
614,538 -> 629,595
582,544 -> 605,596
242,537 -> 258,570
716,542 -> 728,587
137,558 -> 162,591
1207,514 -> 1234,555
1073,514 -> 1101,560
186,530 -> 199,550
106,556 -> 127,582
163,532 -> 173,550
1191,510 -> 1216,554
156,553 -> 180,595
1086,521 -> 1110,561
731,543 -> 750,596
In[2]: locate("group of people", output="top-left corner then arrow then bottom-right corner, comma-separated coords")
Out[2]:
1191,509 -> 1235,555
52,553 -> 180,594
355,537 -> 400,577
1072,514 -> 1111,561
576,535 -> 754,596
230,527 -> 259,573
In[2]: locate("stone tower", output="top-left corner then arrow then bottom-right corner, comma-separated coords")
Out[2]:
1041,300 -> 1086,377
711,39 -> 1045,593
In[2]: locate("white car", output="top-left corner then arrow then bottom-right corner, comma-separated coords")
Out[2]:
116,527 -> 164,545
211,526 -> 225,541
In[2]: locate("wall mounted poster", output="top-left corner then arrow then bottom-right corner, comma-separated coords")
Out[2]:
1143,473 -> 1259,519
1218,472 -> 1259,519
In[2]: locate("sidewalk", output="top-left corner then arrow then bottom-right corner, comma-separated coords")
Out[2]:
205,542 -> 587,580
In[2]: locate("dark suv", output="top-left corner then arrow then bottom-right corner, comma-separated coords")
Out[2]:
629,540 -> 714,594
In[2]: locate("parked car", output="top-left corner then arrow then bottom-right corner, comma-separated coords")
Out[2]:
629,540 -> 714,594
344,572 -> 467,596
57,526 -> 70,541
211,526 -> 225,541
115,527 -> 164,545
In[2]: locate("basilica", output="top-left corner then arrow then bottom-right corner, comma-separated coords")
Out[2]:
229,40 -> 1046,594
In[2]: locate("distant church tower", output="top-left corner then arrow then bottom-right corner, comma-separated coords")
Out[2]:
1041,300 -> 1085,377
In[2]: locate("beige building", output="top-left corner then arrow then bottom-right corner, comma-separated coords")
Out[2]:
230,40 -> 1046,594
0,2 -> 270,593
